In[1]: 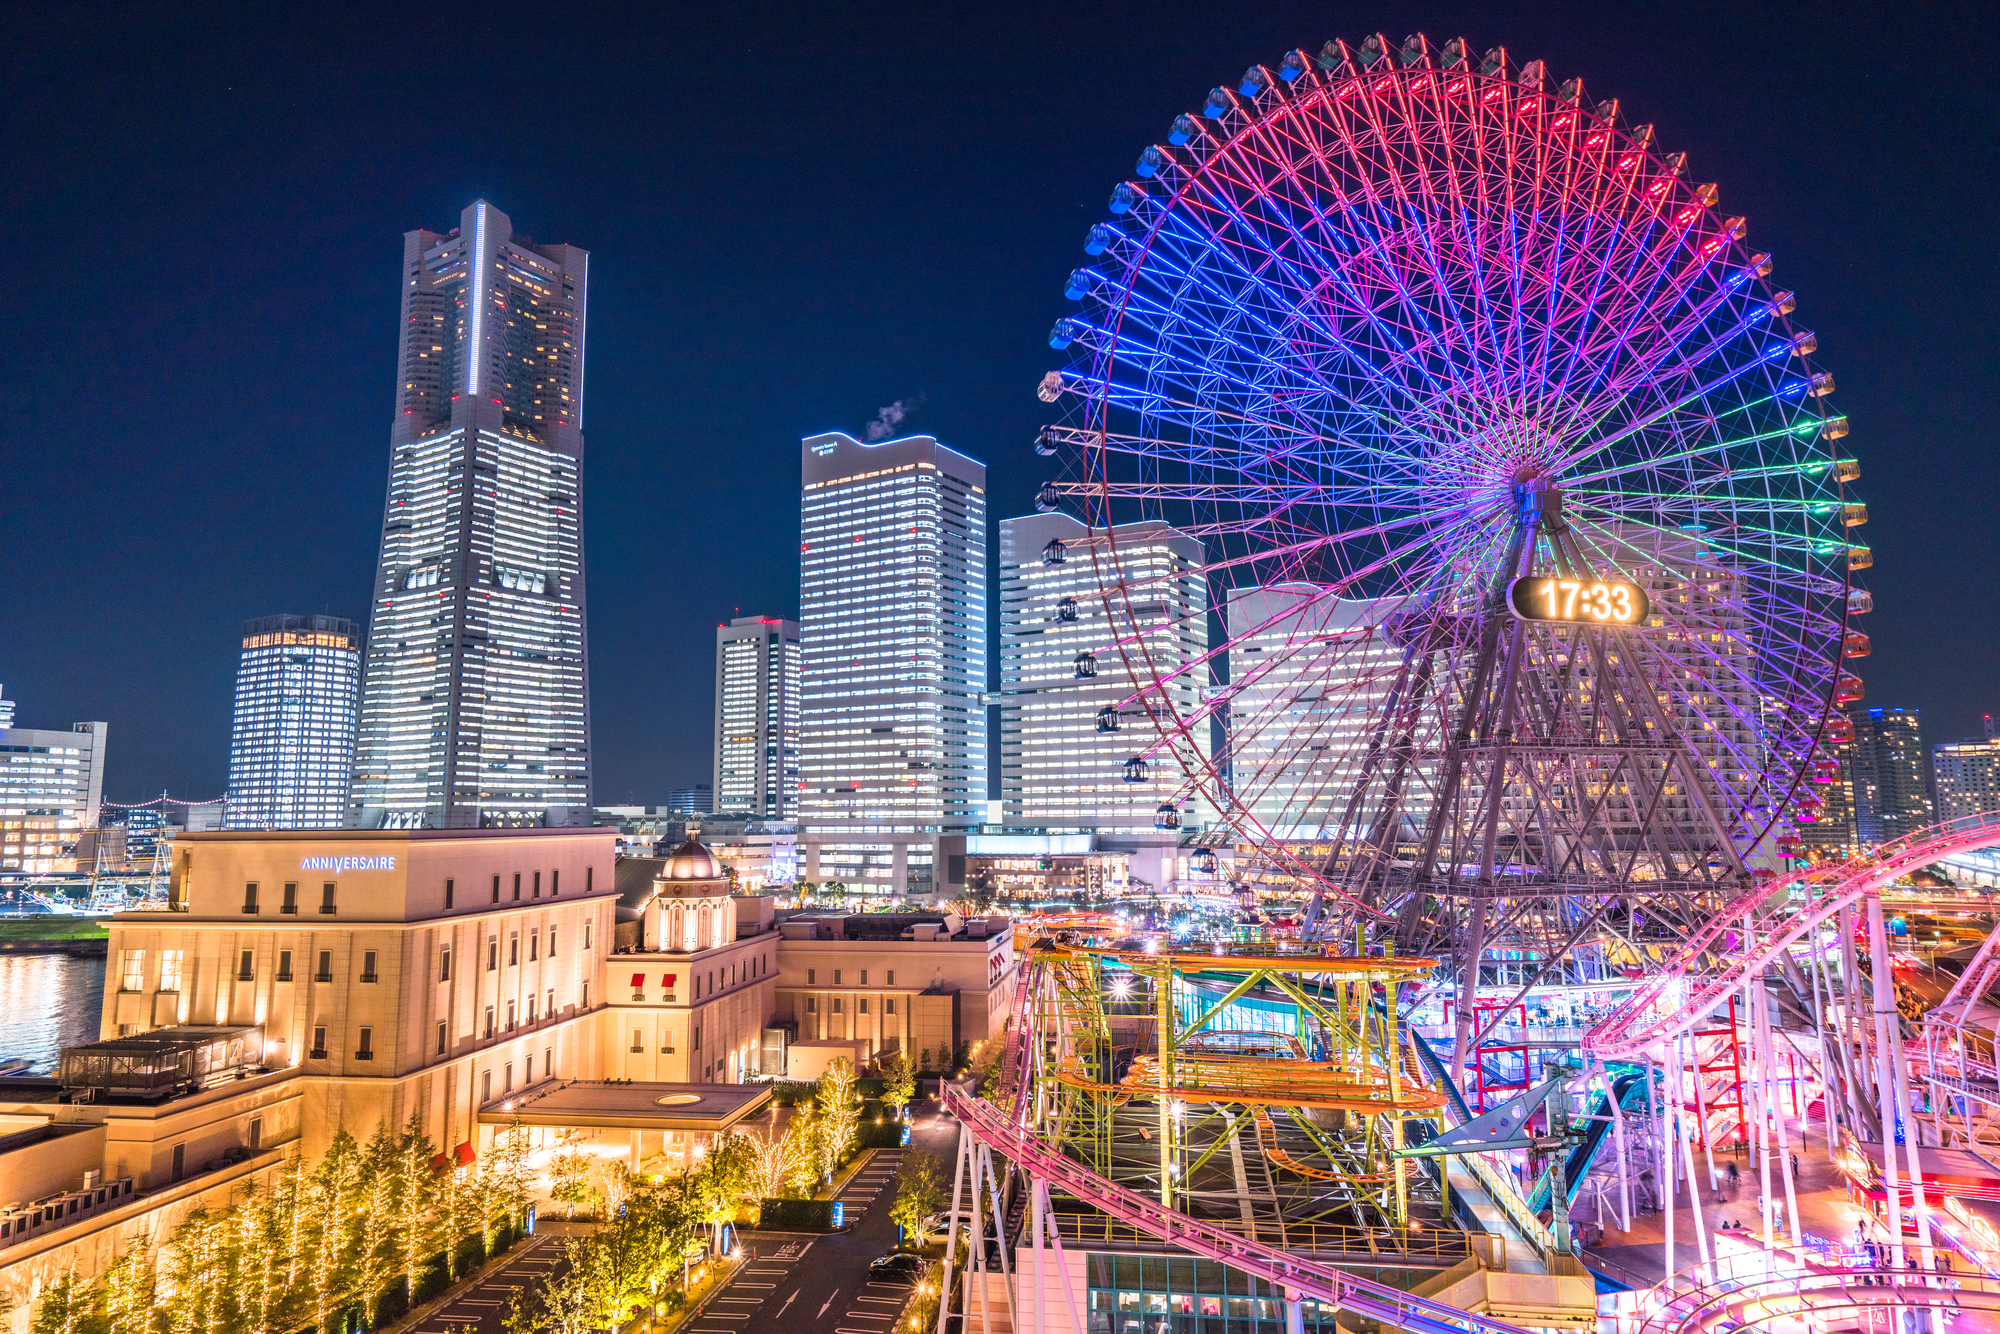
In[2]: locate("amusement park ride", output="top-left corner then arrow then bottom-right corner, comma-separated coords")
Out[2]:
931,30 -> 2000,1334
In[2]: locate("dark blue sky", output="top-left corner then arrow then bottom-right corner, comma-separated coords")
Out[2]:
4,0 -> 1994,805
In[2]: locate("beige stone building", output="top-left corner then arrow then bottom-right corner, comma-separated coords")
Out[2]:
773,912 -> 1014,1065
601,840 -> 779,1085
0,829 -> 1016,1319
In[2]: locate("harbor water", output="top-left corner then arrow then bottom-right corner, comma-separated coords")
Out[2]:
0,953 -> 106,1072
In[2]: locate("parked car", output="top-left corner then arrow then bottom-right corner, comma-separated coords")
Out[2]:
870,1252 -> 925,1280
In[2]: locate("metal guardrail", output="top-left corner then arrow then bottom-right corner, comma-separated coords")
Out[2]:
1459,1150 -> 1557,1257
1046,1209 -> 1471,1262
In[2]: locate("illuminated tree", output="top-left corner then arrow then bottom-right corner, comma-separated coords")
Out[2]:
812,1060 -> 860,1184
889,1153 -> 943,1245
30,1268 -> 91,1334
691,1133 -> 754,1253
303,1129 -> 361,1333
881,1051 -> 916,1118
99,1237 -> 154,1334
389,1115 -> 442,1305
546,1149 -> 597,1220
352,1122 -> 399,1325
160,1207 -> 229,1334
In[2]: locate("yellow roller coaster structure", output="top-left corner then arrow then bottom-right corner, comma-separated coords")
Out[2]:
1025,936 -> 1441,1232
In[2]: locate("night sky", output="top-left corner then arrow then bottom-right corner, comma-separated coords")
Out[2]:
5,0 -> 1994,807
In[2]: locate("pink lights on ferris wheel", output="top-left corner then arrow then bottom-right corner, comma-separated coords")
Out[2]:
1038,30 -> 1865,939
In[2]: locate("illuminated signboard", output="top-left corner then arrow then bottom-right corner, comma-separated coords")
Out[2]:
300,856 -> 397,872
1507,577 -> 1650,626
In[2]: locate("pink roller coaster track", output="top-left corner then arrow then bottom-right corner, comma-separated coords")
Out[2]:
1586,810 -> 2000,1062
961,956 -> 1538,1334
941,1086 -> 1538,1334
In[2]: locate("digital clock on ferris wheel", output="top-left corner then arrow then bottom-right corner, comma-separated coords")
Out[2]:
1507,576 -> 1651,626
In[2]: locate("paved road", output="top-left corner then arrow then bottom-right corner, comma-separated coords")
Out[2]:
711,1114 -> 959,1334
408,1231 -> 570,1334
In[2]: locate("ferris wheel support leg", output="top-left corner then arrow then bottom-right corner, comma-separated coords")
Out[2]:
1866,894 -> 1909,1270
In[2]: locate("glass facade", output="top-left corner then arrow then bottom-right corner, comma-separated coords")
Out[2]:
1848,705 -> 1933,844
1083,1254 -> 1376,1333
0,691 -> 106,873
351,201 -> 593,829
1225,587 -> 1405,842
798,432 -> 985,895
225,615 -> 361,830
1936,736 -> 2000,824
713,617 -> 800,818
999,513 -> 1207,834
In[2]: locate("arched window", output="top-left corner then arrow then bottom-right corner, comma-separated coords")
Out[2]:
698,905 -> 711,951
672,907 -> 685,951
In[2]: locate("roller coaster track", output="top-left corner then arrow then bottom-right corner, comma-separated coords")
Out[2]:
943,1085 -> 1540,1334
1586,810 -> 2000,1062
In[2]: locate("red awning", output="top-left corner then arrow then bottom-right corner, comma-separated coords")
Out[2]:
661,974 -> 677,987
630,972 -> 646,987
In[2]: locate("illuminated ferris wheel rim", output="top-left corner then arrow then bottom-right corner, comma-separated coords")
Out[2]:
1037,33 -> 1860,890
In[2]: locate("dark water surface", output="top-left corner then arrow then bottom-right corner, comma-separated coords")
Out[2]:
0,953 -> 107,1071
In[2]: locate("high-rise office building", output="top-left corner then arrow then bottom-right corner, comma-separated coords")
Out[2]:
225,615 -> 363,830
667,785 -> 714,816
714,616 -> 801,819
798,432 -> 986,899
1848,706 -> 1933,845
998,513 -> 1207,836
350,200 -> 593,830
1225,588 -> 1406,842
0,686 -> 107,874
1935,717 -> 2000,824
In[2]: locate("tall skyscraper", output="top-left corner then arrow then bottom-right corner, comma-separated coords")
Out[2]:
798,432 -> 986,899
225,615 -> 362,830
0,686 -> 107,874
998,513 -> 1207,835
714,616 -> 801,819
1848,706 -> 1933,845
1934,719 -> 2000,824
350,200 -> 593,830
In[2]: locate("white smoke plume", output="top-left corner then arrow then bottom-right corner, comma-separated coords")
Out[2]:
862,392 -> 927,441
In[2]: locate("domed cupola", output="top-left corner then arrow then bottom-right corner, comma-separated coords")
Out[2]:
664,835 -> 721,882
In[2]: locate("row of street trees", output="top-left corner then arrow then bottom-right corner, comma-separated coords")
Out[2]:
32,1118 -> 534,1334
29,1062 -> 877,1334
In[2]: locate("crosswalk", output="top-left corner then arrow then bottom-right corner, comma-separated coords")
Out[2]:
833,1151 -> 899,1225
412,1235 -> 566,1334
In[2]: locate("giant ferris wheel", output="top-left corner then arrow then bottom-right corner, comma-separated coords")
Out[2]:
1035,34 -> 1867,981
